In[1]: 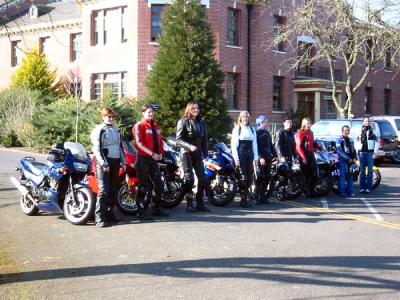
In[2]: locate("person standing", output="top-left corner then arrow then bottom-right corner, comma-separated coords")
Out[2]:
91,107 -> 127,227
254,115 -> 276,204
133,104 -> 169,220
176,101 -> 210,213
295,117 -> 317,197
336,125 -> 357,197
358,116 -> 379,193
275,117 -> 297,198
231,110 -> 259,208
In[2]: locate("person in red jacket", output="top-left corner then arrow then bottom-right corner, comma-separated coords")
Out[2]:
133,104 -> 168,219
295,117 -> 317,197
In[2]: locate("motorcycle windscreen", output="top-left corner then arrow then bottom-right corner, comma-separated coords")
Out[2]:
64,142 -> 88,162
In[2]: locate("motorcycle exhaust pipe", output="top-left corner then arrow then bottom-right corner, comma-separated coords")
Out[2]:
9,176 -> 38,205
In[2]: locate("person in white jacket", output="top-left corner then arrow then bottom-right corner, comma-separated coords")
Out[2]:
231,110 -> 259,208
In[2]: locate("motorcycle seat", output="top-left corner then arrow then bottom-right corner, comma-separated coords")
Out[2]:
25,161 -> 47,176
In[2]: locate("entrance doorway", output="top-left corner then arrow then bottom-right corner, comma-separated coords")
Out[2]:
298,93 -> 315,122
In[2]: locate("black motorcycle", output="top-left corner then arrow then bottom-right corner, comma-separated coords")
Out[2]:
313,141 -> 334,196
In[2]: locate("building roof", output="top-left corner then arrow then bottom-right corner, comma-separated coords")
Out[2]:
1,1 -> 81,29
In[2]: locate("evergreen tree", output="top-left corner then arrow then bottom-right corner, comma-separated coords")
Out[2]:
10,48 -> 64,102
147,0 -> 231,140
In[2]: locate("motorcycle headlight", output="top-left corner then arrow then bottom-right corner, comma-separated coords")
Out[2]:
73,162 -> 88,172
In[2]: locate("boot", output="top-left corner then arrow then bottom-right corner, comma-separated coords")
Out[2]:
186,195 -> 197,213
137,206 -> 153,220
239,192 -> 251,208
196,198 -> 210,212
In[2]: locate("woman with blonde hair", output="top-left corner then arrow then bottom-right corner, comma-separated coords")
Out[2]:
295,117 -> 317,197
231,110 -> 259,207
176,101 -> 210,213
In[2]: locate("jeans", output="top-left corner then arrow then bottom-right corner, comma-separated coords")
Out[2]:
359,151 -> 373,191
338,159 -> 354,195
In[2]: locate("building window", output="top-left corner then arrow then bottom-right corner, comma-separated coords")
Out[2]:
70,33 -> 82,62
11,40 -> 22,67
384,49 -> 391,70
91,72 -> 128,100
69,82 -> 82,98
273,15 -> 285,52
384,89 -> 391,115
39,36 -> 50,55
273,76 -> 283,110
323,93 -> 337,119
151,4 -> 164,42
91,6 -> 127,46
297,41 -> 313,77
365,39 -> 373,63
365,86 -> 372,114
226,73 -> 239,110
121,7 -> 127,43
227,8 -> 239,46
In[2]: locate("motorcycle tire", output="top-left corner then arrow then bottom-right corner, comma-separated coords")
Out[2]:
63,186 -> 95,225
314,175 -> 333,197
20,194 -> 38,216
372,169 -> 381,191
161,178 -> 184,209
283,175 -> 303,200
116,183 -> 138,215
207,175 -> 237,207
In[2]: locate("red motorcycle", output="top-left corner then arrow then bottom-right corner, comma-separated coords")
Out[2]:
86,141 -> 139,215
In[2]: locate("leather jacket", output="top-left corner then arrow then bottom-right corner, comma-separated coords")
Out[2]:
176,116 -> 208,158
256,128 -> 276,160
275,128 -> 296,160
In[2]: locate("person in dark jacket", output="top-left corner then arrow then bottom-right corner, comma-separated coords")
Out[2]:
274,117 -> 297,198
133,104 -> 168,220
231,110 -> 259,208
295,117 -> 317,197
357,116 -> 379,193
176,101 -> 210,213
254,115 -> 276,204
90,107 -> 127,227
336,125 -> 357,197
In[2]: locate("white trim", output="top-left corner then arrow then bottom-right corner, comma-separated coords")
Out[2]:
226,45 -> 242,50
0,19 -> 81,36
272,110 -> 286,114
148,41 -> 160,46
384,69 -> 393,73
228,109 -> 241,113
297,34 -> 316,44
272,50 -> 287,54
148,0 -> 210,8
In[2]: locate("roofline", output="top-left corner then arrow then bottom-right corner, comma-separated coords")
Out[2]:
0,18 -> 82,36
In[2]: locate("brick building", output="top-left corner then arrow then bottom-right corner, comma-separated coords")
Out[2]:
0,0 -> 399,125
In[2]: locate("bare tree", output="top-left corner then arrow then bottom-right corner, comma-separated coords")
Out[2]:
270,0 -> 400,117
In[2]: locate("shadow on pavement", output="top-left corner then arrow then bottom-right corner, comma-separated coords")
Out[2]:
1,256 -> 399,290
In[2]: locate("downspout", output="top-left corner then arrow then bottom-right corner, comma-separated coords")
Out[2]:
246,4 -> 253,113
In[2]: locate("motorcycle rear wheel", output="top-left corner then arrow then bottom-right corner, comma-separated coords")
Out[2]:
20,195 -> 38,216
372,169 -> 381,191
63,187 -> 95,225
314,175 -> 333,197
283,175 -> 303,200
117,183 -> 138,215
207,175 -> 237,207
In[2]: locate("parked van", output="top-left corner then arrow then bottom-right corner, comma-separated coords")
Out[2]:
371,116 -> 400,141
311,118 -> 400,163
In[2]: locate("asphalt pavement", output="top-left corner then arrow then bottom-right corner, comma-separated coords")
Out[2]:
1,148 -> 400,300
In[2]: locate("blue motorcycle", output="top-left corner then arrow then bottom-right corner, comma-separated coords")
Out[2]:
205,142 -> 237,206
10,142 -> 95,225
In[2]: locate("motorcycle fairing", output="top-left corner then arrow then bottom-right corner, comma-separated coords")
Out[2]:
19,160 -> 48,186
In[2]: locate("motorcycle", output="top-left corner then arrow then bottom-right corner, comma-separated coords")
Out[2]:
313,141 -> 334,196
10,142 -> 95,225
204,142 -> 237,207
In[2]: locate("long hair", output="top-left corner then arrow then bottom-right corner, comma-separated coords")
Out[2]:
300,117 -> 312,131
237,110 -> 251,125
183,101 -> 199,119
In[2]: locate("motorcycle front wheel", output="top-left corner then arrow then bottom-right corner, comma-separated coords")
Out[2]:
117,183 -> 138,215
372,168 -> 381,191
207,175 -> 237,207
63,187 -> 95,225
283,175 -> 303,200
161,177 -> 184,209
314,175 -> 333,197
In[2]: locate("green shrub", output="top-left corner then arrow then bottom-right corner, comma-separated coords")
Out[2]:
0,87 -> 39,147
0,130 -> 21,147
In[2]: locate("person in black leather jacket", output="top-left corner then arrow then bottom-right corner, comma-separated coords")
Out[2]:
176,102 -> 210,213
255,115 -> 276,204
275,118 -> 296,163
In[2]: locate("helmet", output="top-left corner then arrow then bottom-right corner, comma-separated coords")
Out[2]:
256,115 -> 268,127
349,163 -> 360,180
277,162 -> 289,177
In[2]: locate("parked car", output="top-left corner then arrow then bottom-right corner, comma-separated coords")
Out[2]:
311,118 -> 400,163
371,116 -> 400,141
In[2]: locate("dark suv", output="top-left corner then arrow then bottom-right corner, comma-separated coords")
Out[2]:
311,119 -> 399,163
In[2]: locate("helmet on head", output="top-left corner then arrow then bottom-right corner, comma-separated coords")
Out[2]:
256,115 -> 268,127
277,162 -> 289,177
